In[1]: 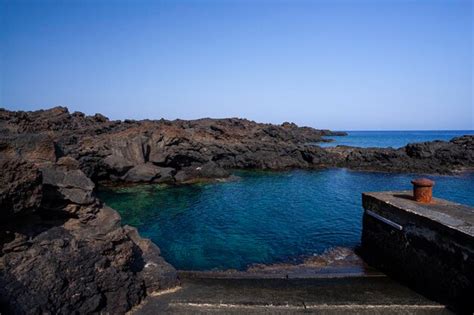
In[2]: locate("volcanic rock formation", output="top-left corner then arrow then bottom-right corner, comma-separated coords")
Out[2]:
1,106 -> 473,313
0,158 -> 177,314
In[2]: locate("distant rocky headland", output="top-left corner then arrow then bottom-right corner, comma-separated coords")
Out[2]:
1,106 -> 473,314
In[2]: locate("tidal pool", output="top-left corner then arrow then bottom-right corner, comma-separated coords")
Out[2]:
98,169 -> 474,271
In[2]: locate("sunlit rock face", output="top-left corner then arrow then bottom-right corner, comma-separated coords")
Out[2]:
0,106 -> 473,313
2,107 -> 473,187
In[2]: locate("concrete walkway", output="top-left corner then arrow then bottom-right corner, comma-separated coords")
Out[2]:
132,274 -> 452,314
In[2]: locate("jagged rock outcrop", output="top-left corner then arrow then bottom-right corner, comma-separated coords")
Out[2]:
326,135 -> 474,174
2,107 -> 471,182
0,157 -> 178,314
0,107 -> 346,184
0,106 -> 473,313
41,165 -> 95,206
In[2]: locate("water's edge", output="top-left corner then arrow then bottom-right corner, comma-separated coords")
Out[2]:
98,168 -> 474,271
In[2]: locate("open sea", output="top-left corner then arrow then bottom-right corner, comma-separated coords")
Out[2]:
318,130 -> 474,148
98,131 -> 474,271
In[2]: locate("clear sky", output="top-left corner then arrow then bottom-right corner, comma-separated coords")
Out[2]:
1,0 -> 472,130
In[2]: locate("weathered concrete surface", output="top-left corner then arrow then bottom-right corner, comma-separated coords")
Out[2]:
132,275 -> 451,314
361,191 -> 474,314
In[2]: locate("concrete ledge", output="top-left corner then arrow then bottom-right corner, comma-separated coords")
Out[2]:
133,277 -> 451,314
361,191 -> 474,313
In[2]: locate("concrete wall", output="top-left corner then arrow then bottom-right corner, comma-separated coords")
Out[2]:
361,191 -> 474,314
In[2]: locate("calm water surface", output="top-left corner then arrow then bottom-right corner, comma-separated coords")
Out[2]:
98,169 -> 474,271
319,130 -> 474,148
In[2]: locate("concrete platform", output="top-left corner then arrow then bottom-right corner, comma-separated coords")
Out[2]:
361,191 -> 474,313
132,275 -> 452,314
130,191 -> 473,314
363,191 -> 474,238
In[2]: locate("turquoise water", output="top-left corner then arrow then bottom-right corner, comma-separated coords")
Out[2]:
319,130 -> 474,148
98,169 -> 474,271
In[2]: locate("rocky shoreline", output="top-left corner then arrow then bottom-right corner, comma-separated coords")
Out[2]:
178,247 -> 375,280
0,158 -> 178,314
1,107 -> 473,313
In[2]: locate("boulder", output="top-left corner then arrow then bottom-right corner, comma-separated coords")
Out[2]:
153,167 -> 176,184
41,167 -> 95,206
122,163 -> 176,183
103,154 -> 135,175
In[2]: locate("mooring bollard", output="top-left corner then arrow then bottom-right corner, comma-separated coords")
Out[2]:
411,178 -> 435,203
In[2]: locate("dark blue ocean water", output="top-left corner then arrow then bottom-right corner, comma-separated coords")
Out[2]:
98,169 -> 474,271
319,130 -> 474,148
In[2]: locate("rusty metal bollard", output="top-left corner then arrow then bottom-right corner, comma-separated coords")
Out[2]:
411,178 -> 435,203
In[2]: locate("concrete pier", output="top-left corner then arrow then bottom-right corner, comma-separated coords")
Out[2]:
361,191 -> 474,313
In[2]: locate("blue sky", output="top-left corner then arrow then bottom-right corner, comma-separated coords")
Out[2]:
1,0 -> 472,130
